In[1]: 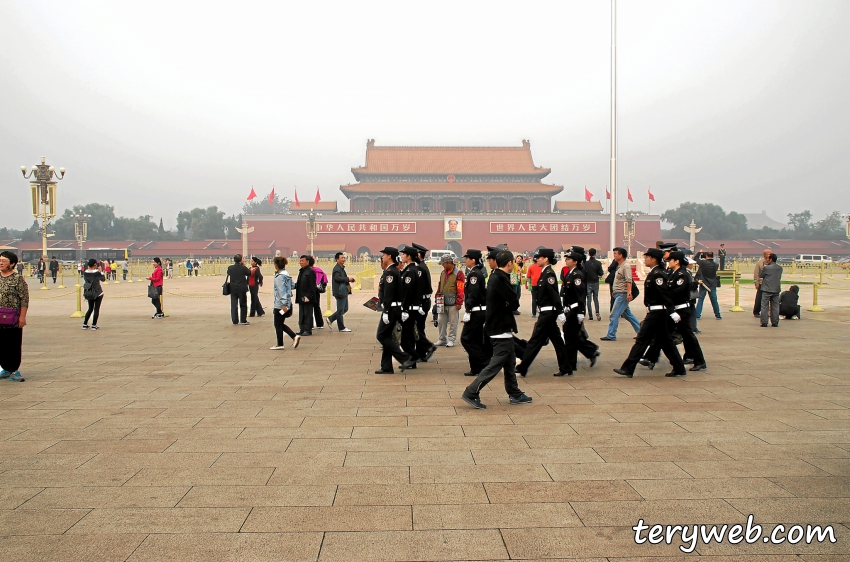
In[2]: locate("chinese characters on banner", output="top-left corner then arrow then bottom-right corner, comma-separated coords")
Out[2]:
317,222 -> 417,234
489,222 -> 597,234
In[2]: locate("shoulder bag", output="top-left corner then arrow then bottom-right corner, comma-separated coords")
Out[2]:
147,282 -> 159,299
222,274 -> 231,296
0,307 -> 19,327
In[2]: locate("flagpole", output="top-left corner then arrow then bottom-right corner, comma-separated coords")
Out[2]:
609,0 -> 617,255
648,186 -> 651,215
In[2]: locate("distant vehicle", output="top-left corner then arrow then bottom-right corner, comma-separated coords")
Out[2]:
777,257 -> 794,264
794,254 -> 833,264
427,250 -> 457,263
838,257 -> 850,269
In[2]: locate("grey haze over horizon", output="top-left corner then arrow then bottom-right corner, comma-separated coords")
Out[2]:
2,0 -> 848,231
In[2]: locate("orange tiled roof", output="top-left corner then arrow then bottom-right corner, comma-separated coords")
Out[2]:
352,140 -> 550,176
553,201 -> 604,212
340,182 -> 563,196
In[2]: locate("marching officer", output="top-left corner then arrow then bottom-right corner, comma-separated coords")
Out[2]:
399,246 -> 422,368
412,243 -> 437,362
665,251 -> 706,371
485,246 -> 500,278
516,248 -> 571,377
375,246 -> 416,374
614,248 -> 686,378
460,249 -> 492,377
560,246 -> 600,376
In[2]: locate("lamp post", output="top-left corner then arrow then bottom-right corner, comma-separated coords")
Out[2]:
621,210 -> 637,257
72,211 -> 90,263
22,157 -> 65,290
302,211 -> 322,257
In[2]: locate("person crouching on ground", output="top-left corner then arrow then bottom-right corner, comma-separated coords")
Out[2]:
0,251 -> 28,382
461,250 -> 532,409
270,256 -> 301,350
779,285 -> 801,320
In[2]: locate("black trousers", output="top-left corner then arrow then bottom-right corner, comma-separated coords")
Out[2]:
273,308 -> 297,346
400,315 -> 418,359
230,290 -> 248,324
0,327 -> 23,372
414,298 -> 434,359
312,299 -> 324,328
563,315 -> 599,372
249,285 -> 264,317
151,286 -> 163,315
84,295 -> 103,326
376,310 -> 411,372
620,311 -> 685,375
518,311 -> 569,375
464,338 -> 522,400
530,287 -> 539,315
298,302 -> 313,334
644,308 -> 705,366
753,288 -> 763,316
460,311 -> 492,375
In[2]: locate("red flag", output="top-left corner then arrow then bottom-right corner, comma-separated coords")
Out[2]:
294,187 -> 300,207
268,187 -> 275,205
627,188 -> 634,202
314,187 -> 321,204
584,187 -> 593,202
648,187 -> 655,202
605,187 -> 611,200
247,186 -> 257,201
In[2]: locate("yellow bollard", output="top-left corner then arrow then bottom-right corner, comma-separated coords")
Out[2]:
807,283 -> 824,312
160,289 -> 169,317
729,280 -> 745,312
57,264 -> 66,289
324,285 -> 333,318
70,282 -> 84,318
126,262 -> 134,282
819,263 -> 824,287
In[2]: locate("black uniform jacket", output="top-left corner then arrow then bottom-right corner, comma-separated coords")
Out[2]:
483,269 -> 519,337
667,268 -> 692,306
378,263 -> 404,312
535,265 -> 563,313
295,265 -> 317,303
464,266 -> 487,311
561,267 -> 587,315
643,265 -> 674,309
416,261 -> 433,297
400,263 -> 421,311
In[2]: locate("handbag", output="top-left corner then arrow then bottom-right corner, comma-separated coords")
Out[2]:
147,283 -> 159,299
0,307 -> 19,327
222,274 -> 231,296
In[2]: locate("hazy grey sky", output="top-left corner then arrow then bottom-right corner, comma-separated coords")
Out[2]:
2,0 -> 848,230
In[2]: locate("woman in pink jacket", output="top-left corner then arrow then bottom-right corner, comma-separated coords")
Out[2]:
148,257 -> 164,318
310,257 -> 326,329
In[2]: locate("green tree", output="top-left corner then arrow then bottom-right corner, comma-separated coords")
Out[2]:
243,194 -> 291,215
176,206 -> 241,240
661,202 -> 748,239
787,211 -> 812,233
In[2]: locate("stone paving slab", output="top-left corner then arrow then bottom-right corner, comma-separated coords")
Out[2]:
0,275 -> 848,559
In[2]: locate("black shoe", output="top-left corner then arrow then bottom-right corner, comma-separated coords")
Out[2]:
639,359 -> 655,370
517,370 -> 527,378
665,371 -> 687,377
461,394 -> 487,409
463,372 -> 477,377
399,360 -> 417,371
513,310 -> 521,315
760,324 -> 768,327
374,369 -> 394,374
239,322 -> 251,326
689,363 -> 707,372
771,324 -> 779,327
614,368 -> 633,378
423,346 -> 437,362
553,371 -> 573,377
600,336 -> 615,341
590,352 -> 600,368
509,393 -> 533,404
683,358 -> 694,365
588,316 -> 594,321
299,332 -> 312,336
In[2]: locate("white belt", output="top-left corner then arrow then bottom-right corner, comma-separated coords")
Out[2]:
390,302 -> 402,307
568,303 -> 578,310
539,306 -> 557,312
647,305 -> 665,311
409,306 -> 421,311
674,303 -> 690,310
470,306 -> 486,312
422,295 -> 431,299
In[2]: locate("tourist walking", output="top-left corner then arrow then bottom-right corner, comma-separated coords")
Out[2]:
759,253 -> 783,327
193,259 -> 200,276
226,254 -> 251,325
148,257 -> 165,318
185,259 -> 193,277
311,257 -> 326,329
49,256 -> 59,283
103,260 -> 111,281
0,251 -> 28,382
270,256 -> 301,350
601,248 -> 641,341
435,254 -> 464,347
461,250 -> 532,409
37,257 -> 46,284
525,254 -> 542,317
167,259 -> 174,279
82,259 -> 105,330
295,255 -> 317,336
121,259 -> 129,281
512,254 -> 524,314
110,260 -> 119,281
248,257 -> 265,318
328,252 -> 354,332
695,251 -> 721,320
584,248 -> 604,321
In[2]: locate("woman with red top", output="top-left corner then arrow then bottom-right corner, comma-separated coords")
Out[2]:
148,257 -> 164,318
248,256 -> 265,317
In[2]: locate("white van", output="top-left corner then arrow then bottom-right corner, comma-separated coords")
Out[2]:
427,250 -> 457,263
794,254 -> 833,264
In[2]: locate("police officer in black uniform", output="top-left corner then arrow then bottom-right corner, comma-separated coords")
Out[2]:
485,246 -> 500,278
412,243 -> 437,362
614,248 -> 686,378
561,247 -> 600,376
666,251 -> 706,370
516,248 -> 571,377
399,246 -> 422,368
375,246 -> 416,374
460,249 -> 492,377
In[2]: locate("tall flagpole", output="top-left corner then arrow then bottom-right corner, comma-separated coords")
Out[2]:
609,0 -> 617,254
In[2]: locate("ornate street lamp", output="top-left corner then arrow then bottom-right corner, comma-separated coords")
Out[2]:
621,210 -> 637,257
22,156 -> 65,290
302,211 -> 322,257
72,211 -> 90,263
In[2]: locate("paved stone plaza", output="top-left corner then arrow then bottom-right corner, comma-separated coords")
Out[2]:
1,275 -> 848,560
